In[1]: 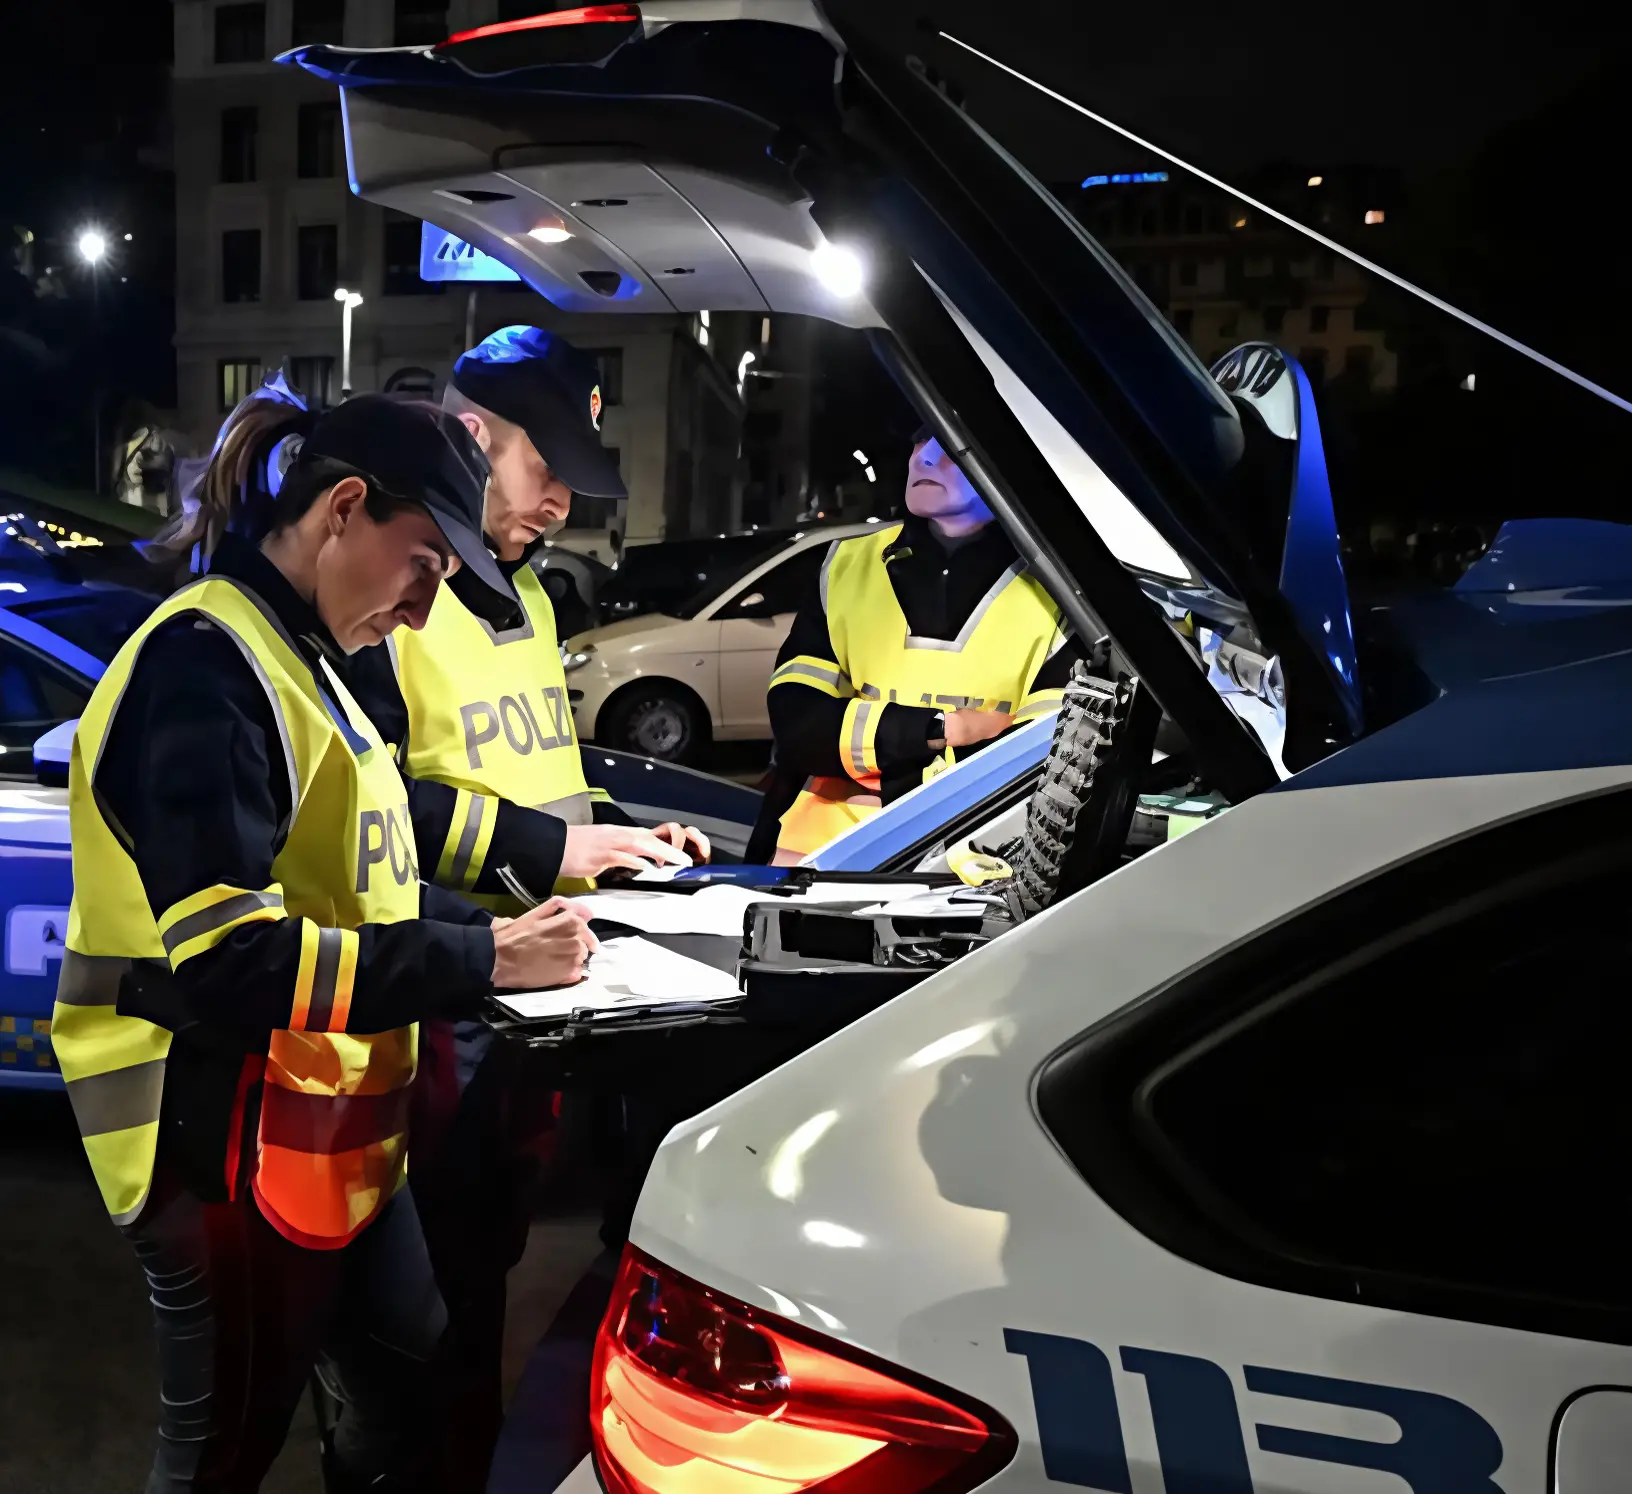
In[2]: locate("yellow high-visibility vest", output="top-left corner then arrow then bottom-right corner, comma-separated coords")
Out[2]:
390,561 -> 597,904
773,525 -> 1066,858
54,577 -> 421,1245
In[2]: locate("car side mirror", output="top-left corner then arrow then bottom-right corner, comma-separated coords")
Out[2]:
737,592 -> 766,612
33,717 -> 76,788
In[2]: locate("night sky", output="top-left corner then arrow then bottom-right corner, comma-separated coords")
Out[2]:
2,0 -> 1626,499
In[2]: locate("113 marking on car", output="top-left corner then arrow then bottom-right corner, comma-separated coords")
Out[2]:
1006,1329 -> 1505,1492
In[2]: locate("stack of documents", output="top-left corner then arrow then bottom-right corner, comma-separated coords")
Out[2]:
495,935 -> 739,1021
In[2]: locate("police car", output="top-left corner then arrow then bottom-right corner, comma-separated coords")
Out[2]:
286,3 -> 1632,1490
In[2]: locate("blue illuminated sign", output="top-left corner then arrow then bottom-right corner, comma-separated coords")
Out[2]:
420,224 -> 522,284
1081,171 -> 1170,188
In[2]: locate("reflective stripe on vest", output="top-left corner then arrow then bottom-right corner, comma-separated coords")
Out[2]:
55,577 -> 420,1243
776,526 -> 1065,859
391,562 -> 594,903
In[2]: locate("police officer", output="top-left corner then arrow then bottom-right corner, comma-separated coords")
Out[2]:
52,396 -> 596,1493
757,429 -> 1080,862
340,327 -> 708,1484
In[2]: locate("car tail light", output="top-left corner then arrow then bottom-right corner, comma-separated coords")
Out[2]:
591,1246 -> 1016,1493
440,4 -> 641,48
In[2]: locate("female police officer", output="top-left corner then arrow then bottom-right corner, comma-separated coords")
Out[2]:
51,394 -> 594,1493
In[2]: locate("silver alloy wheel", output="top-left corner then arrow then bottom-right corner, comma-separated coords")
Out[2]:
631,698 -> 689,758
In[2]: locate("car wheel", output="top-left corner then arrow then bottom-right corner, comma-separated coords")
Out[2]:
600,684 -> 708,764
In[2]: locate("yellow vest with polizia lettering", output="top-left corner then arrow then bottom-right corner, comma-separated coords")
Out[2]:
775,525 -> 1066,858
391,561 -> 594,907
52,577 -> 421,1246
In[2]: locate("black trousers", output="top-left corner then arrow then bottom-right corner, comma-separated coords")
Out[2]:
409,1036 -> 554,1494
129,1168 -> 446,1493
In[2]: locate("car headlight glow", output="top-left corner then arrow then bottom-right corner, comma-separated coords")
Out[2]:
561,643 -> 596,673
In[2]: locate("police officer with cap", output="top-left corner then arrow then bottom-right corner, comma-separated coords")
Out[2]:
53,394 -> 597,1492
343,326 -> 709,1485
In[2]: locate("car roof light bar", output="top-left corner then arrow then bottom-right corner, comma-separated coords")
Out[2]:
939,30 -> 1632,417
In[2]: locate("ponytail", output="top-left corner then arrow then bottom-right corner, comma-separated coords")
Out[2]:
142,380 -> 317,567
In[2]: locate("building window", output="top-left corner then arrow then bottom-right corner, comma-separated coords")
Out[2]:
1364,208 -> 1386,226
296,224 -> 338,301
219,107 -> 258,184
393,0 -> 447,45
1263,305 -> 1286,335
290,0 -> 345,46
384,366 -> 437,397
220,359 -> 263,412
1344,344 -> 1375,379
1243,254 -> 1273,278
297,103 -> 341,180
496,0 -> 542,17
1183,203 -> 1204,234
289,356 -> 335,406
581,349 -> 624,407
1309,304 -> 1330,333
1299,348 -> 1327,384
221,229 -> 262,303
1173,308 -> 1194,338
214,3 -> 266,63
1354,300 -> 1382,333
1217,315 -> 1238,340
382,213 -> 438,296
1178,259 -> 1197,288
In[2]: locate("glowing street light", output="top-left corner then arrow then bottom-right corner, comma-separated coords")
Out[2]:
77,228 -> 113,492
334,287 -> 364,398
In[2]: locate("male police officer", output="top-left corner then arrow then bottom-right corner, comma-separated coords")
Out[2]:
345,327 -> 707,1485
759,429 -> 1081,862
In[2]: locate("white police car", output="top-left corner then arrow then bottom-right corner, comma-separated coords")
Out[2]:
281,5 -> 1632,1487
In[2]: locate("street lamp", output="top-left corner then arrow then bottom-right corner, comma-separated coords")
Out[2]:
77,227 -> 110,491
334,287 -> 364,398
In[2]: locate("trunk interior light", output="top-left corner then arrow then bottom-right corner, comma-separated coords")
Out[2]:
811,242 -> 864,299
591,1246 -> 1016,1494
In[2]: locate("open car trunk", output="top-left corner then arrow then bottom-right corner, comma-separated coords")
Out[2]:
286,0 -> 1363,801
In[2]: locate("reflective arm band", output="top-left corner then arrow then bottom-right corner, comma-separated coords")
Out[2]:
435,788 -> 497,893
841,697 -> 883,782
159,883 -> 286,970
769,655 -> 851,699
289,921 -> 360,1035
587,786 -> 615,806
1016,688 -> 1067,724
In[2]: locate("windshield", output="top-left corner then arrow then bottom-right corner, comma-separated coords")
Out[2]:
7,589 -> 160,663
672,538 -> 794,619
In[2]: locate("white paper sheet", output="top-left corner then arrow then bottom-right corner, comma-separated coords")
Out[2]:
570,882 -> 937,938
495,936 -> 739,1020
856,888 -> 995,919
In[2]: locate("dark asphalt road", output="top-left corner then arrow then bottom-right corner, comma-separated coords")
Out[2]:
0,1089 -> 599,1493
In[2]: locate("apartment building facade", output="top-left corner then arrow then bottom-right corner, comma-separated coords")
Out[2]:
170,0 -> 812,548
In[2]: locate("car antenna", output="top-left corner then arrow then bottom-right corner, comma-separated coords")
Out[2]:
936,30 -> 1632,417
